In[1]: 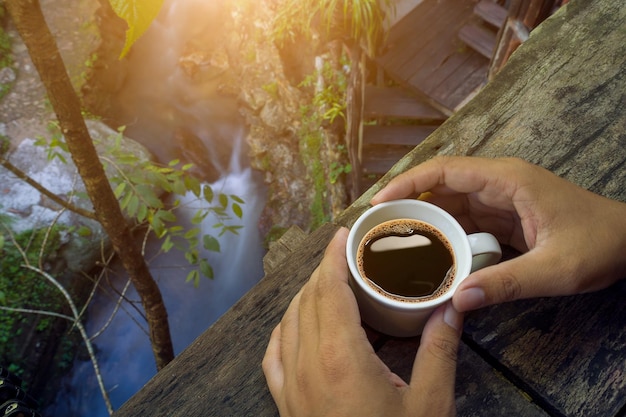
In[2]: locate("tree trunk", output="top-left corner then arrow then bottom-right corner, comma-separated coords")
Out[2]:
5,0 -> 174,370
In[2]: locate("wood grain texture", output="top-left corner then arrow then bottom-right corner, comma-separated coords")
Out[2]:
114,1 -> 626,416
464,281 -> 626,417
362,1 -> 626,415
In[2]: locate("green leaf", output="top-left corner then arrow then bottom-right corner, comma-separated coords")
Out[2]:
184,228 -> 200,240
116,154 -> 140,165
203,235 -> 220,252
127,195 -> 140,217
185,175 -> 201,197
109,0 -> 165,58
199,259 -> 214,280
230,194 -> 245,204
171,177 -> 187,195
137,203 -> 148,223
186,270 -> 200,287
136,184 -> 163,208
168,159 -> 180,167
156,209 -> 176,223
232,202 -> 243,219
219,193 -> 228,208
191,210 -> 208,225
161,235 -> 174,253
77,226 -> 92,237
203,185 -> 214,203
0,290 -> 5,305
150,216 -> 165,238
185,248 -> 199,265
120,190 -> 133,210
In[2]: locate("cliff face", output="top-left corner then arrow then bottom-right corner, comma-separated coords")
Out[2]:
163,0 -> 351,236
85,0 -> 350,239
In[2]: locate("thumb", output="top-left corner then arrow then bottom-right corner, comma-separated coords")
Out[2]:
453,249 -> 573,312
407,303 -> 462,415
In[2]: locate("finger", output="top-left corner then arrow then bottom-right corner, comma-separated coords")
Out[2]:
372,156 -> 520,208
453,248 -> 578,312
408,303 -> 463,413
262,324 -> 285,400
314,228 -> 363,330
371,156 -> 484,204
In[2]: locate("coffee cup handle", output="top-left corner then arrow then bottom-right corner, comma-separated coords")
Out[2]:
467,233 -> 502,272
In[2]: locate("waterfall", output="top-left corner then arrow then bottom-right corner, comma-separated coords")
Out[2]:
46,0 -> 267,415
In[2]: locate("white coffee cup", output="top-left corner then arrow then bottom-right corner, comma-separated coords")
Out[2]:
346,199 -> 501,337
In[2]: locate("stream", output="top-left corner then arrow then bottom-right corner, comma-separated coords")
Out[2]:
46,0 -> 267,415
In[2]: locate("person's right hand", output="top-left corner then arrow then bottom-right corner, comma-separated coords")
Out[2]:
371,156 -> 626,312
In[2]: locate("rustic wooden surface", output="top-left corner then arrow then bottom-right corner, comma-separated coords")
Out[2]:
377,0 -> 489,113
113,1 -> 626,416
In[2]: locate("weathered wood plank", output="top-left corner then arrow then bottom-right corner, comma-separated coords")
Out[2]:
362,145 -> 414,174
474,0 -> 508,28
346,1 -> 626,416
377,339 -> 550,416
463,281 -> 626,417
433,54 -> 489,112
392,1 -> 475,84
114,1 -> 626,416
458,24 -> 497,59
364,86 -> 446,120
379,1 -> 445,70
363,125 -> 437,146
263,225 -> 307,274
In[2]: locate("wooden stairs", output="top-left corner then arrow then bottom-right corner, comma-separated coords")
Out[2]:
351,0 -> 563,198
353,0 -> 506,194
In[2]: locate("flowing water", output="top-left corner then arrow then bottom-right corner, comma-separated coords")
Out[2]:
46,1 -> 267,415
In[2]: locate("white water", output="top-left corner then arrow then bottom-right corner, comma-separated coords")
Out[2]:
46,0 -> 268,415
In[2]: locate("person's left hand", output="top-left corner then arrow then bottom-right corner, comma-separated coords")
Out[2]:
262,227 -> 464,417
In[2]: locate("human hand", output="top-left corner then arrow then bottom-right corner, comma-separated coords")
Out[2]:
372,156 -> 626,312
262,228 -> 464,417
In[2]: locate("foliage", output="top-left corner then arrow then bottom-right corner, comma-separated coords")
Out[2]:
0,133 -> 9,157
0,219 -> 65,360
272,0 -> 394,56
108,0 -> 165,58
34,122 -> 244,287
297,56 -> 350,228
329,144 -> 352,184
300,59 -> 348,124
298,122 -> 328,229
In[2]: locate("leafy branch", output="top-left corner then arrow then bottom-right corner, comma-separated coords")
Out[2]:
35,123 -> 245,286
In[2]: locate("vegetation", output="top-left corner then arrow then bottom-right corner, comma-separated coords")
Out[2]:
33,121 -> 244,286
0,221 -> 63,370
108,0 -> 165,58
297,53 -> 352,229
272,0 -> 393,56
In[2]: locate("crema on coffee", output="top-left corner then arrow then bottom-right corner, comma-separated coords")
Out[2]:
357,219 -> 455,302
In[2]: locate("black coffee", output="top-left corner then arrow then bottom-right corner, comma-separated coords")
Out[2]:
357,219 -> 455,300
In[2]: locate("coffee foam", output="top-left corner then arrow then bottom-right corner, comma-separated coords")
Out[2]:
356,218 -> 456,303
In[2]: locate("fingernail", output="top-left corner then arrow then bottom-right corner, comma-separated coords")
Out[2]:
443,303 -> 463,331
457,287 -> 486,312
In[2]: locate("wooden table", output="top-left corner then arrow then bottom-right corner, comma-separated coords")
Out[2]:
113,1 -> 626,416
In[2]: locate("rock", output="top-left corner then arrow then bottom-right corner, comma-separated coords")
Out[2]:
0,119 -> 155,273
0,67 -> 17,85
